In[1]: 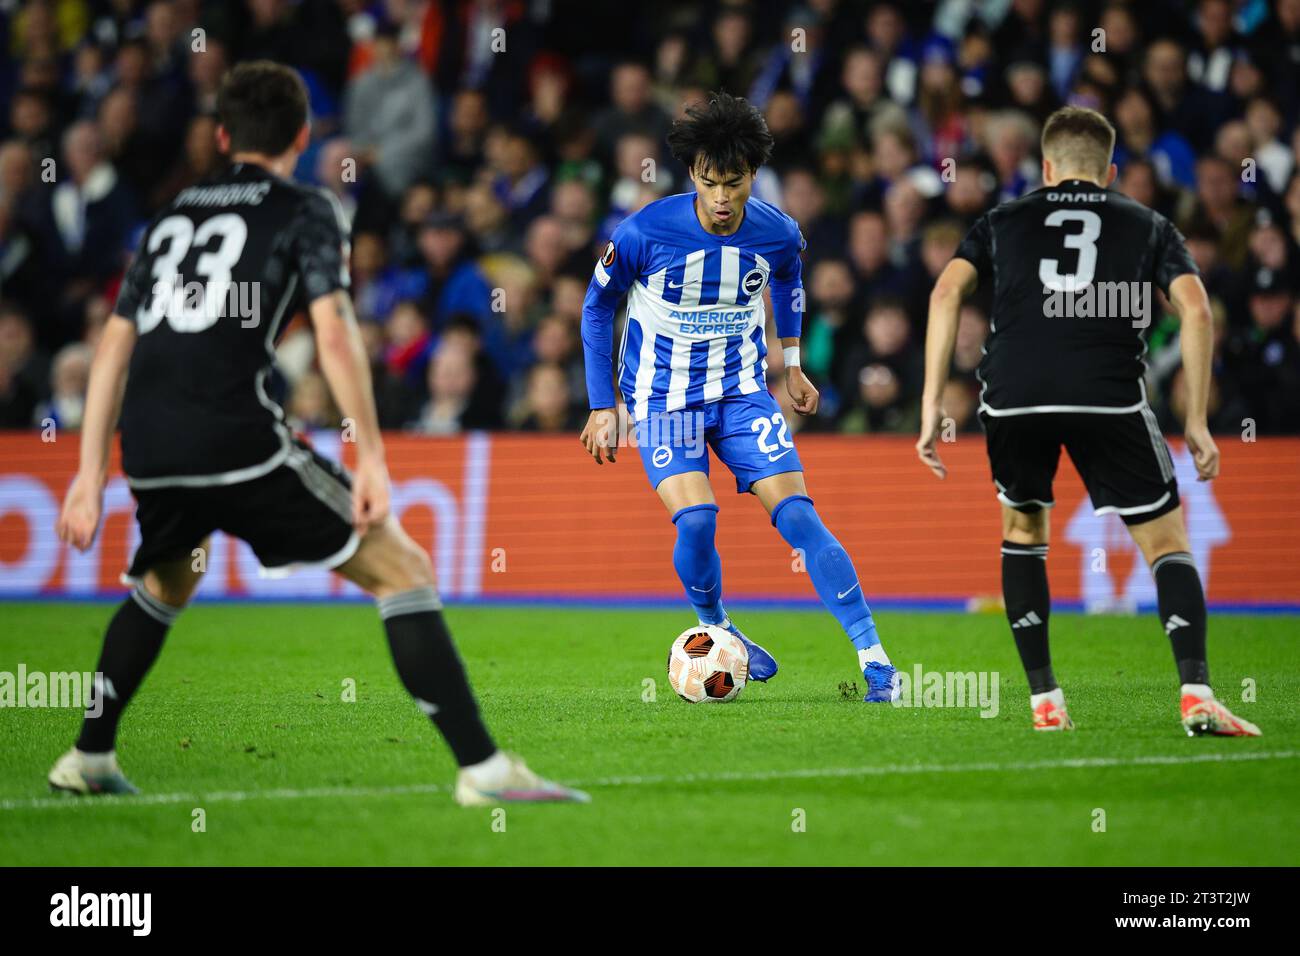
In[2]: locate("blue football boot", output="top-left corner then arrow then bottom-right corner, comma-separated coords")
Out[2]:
719,618 -> 779,682
863,661 -> 901,703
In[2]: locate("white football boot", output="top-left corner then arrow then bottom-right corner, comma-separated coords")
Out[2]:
1180,686 -> 1261,737
454,752 -> 590,807
48,748 -> 140,795
1031,688 -> 1075,731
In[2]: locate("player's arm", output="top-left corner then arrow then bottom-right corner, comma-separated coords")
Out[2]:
293,191 -> 389,531
771,226 -> 817,415
57,314 -> 137,551
309,290 -> 389,533
1168,273 -> 1219,481
579,227 -> 640,464
917,258 -> 979,479
779,335 -> 818,414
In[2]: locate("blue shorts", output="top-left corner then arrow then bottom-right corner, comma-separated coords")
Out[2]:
632,391 -> 804,494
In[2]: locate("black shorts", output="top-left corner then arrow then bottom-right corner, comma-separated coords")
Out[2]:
125,439 -> 358,581
980,408 -> 1180,526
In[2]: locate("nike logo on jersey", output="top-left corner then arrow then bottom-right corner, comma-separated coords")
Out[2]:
767,449 -> 794,463
837,582 -> 860,600
667,279 -> 690,289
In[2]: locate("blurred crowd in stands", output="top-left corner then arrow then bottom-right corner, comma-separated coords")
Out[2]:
2,0 -> 1299,438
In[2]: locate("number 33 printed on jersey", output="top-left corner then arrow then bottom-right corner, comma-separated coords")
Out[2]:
140,213 -> 251,333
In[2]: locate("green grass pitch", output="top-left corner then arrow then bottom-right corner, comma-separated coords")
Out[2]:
1,601 -> 1296,866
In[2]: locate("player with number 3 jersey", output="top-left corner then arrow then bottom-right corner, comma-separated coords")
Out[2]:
917,106 -> 1260,737
580,92 -> 901,701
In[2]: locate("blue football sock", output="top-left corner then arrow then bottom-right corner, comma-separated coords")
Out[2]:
770,495 -> 882,652
672,504 -> 726,625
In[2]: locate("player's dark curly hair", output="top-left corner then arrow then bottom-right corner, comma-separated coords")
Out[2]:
666,91 -> 774,177
217,61 -> 309,156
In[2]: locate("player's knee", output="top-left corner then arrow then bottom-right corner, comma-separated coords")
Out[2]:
1138,531 -> 1190,566
392,540 -> 435,592
672,504 -> 718,543
360,528 -> 436,599
141,570 -> 199,610
770,494 -> 820,536
1003,506 -> 1049,544
1129,511 -> 1189,564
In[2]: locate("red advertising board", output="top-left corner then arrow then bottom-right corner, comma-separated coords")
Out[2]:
1,431 -> 1297,607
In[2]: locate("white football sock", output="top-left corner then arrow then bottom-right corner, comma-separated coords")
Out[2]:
1181,683 -> 1214,701
858,644 -> 891,670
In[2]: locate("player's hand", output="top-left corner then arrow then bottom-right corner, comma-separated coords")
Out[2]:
785,367 -> 819,416
351,454 -> 391,535
580,408 -> 618,464
1184,420 -> 1220,481
57,471 -> 104,552
916,401 -> 948,480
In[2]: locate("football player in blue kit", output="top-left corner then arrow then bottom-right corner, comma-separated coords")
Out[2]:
579,92 -> 900,702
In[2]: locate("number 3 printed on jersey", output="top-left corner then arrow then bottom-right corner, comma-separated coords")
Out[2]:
1038,210 -> 1100,293
752,412 -> 795,461
140,213 -> 249,334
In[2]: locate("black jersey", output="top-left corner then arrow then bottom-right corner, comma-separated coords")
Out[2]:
113,163 -> 350,487
954,179 -> 1198,414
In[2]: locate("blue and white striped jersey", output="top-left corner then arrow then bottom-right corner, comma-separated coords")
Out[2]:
582,192 -> 805,420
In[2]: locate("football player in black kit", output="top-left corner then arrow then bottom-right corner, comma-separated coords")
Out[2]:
916,106 -> 1259,737
51,62 -> 589,804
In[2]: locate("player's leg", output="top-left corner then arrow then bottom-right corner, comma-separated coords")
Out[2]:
335,518 -> 588,803
233,443 -> 493,768
335,518 -> 494,765
1067,409 -> 1257,735
228,440 -> 585,803
1000,505 -> 1070,730
652,402 -> 795,680
334,521 -> 485,767
636,407 -> 778,676
715,389 -> 895,699
656,471 -> 726,627
1127,508 -> 1260,737
657,468 -> 780,680
711,392 -> 887,693
1126,508 -> 1204,684
984,412 -> 1071,729
49,548 -> 206,795
749,469 -> 897,700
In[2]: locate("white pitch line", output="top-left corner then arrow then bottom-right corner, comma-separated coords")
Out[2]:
1,749 -> 1294,813
0,782 -> 447,812
575,749 -> 1299,788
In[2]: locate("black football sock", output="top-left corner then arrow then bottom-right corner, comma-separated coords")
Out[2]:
1002,541 -> 1056,694
1152,552 -> 1210,686
76,585 -> 177,753
379,587 -> 496,767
